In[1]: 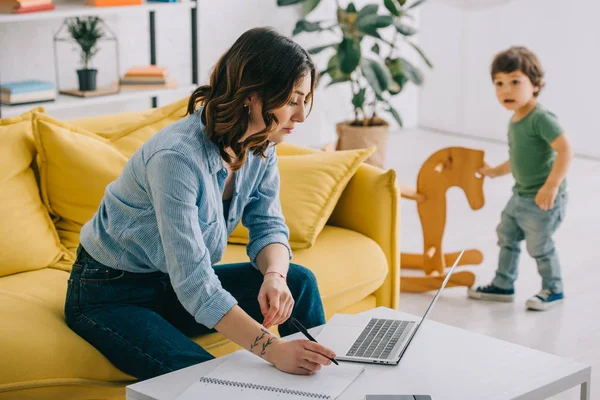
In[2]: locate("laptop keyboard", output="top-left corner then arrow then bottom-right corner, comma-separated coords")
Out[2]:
345,318 -> 412,360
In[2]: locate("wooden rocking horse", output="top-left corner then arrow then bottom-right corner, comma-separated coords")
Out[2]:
399,147 -> 486,292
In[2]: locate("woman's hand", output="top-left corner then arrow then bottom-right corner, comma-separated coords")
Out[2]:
258,274 -> 294,328
265,339 -> 336,375
535,184 -> 558,211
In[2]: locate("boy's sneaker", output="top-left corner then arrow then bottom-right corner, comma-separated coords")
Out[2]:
526,289 -> 564,311
467,284 -> 515,302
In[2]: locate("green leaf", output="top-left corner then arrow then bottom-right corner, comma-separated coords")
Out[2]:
318,65 -> 335,79
361,58 -> 388,94
292,19 -> 322,36
393,72 -> 409,89
385,58 -> 410,89
302,0 -> 321,14
371,43 -> 380,55
327,76 -> 352,86
394,21 -> 417,36
383,63 -> 402,94
386,105 -> 403,126
352,88 -> 366,108
277,0 -> 305,5
326,54 -> 349,81
376,15 -> 394,28
384,0 -> 400,16
358,13 -> 392,35
358,4 -> 378,17
387,79 -> 402,94
337,38 -> 361,74
407,0 -> 427,9
308,43 -> 337,54
408,41 -> 433,68
397,0 -> 407,5
362,30 -> 382,40
399,57 -> 424,84
346,3 -> 357,12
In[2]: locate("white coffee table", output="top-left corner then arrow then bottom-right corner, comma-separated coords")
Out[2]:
127,307 -> 591,400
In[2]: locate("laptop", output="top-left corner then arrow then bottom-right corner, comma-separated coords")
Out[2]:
317,250 -> 465,365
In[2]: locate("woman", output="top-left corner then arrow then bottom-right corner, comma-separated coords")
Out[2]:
65,27 -> 336,380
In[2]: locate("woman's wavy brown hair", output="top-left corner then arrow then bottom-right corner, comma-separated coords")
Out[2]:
186,27 -> 316,171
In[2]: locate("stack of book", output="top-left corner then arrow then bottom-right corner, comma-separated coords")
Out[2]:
119,66 -> 177,90
0,0 -> 54,14
84,0 -> 141,7
0,80 -> 56,105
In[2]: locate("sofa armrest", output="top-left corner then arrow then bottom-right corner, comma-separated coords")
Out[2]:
328,164 -> 400,310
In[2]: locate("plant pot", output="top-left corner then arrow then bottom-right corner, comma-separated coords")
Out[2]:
77,69 -> 98,91
336,120 -> 389,168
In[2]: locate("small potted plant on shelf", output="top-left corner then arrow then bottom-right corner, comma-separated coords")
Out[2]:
277,0 -> 432,168
66,16 -> 105,92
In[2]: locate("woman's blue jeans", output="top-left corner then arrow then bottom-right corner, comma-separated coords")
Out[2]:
64,246 -> 326,380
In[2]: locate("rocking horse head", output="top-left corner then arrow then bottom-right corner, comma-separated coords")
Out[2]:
417,147 -> 485,210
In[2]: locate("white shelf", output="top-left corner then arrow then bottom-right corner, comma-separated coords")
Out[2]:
0,1 -> 196,23
0,84 -> 196,117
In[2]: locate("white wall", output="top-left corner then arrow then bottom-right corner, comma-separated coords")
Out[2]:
419,0 -> 600,158
0,0 -> 422,148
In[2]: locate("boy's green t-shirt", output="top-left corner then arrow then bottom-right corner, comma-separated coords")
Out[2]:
508,104 -> 566,196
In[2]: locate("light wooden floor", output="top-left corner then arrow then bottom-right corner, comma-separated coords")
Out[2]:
385,128 -> 599,400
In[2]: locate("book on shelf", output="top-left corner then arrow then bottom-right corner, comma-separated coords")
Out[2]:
0,0 -> 54,14
119,78 -> 178,91
119,65 -> 176,89
120,75 -> 168,84
0,80 -> 54,93
124,65 -> 169,77
84,0 -> 142,7
1,89 -> 55,104
0,80 -> 56,105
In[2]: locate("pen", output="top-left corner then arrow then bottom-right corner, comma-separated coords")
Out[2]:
290,317 -> 339,366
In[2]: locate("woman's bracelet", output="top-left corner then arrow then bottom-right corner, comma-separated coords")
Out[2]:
264,271 -> 286,280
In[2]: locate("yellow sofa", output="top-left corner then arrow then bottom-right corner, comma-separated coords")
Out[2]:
0,103 -> 400,400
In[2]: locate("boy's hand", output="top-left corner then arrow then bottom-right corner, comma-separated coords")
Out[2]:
535,184 -> 558,210
479,162 -> 498,178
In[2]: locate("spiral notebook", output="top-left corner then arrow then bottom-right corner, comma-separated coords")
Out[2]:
175,350 -> 365,399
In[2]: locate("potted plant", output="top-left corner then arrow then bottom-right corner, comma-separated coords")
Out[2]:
66,16 -> 105,92
277,0 -> 432,167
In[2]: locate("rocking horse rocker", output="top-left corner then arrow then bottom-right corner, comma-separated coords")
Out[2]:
399,147 -> 486,292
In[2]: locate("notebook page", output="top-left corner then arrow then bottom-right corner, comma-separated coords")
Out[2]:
205,350 -> 364,399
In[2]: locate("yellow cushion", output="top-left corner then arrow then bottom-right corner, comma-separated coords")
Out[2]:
222,225 -> 388,316
69,96 -> 189,158
229,148 -> 374,249
0,108 -> 70,277
33,114 -> 128,256
33,98 -> 189,257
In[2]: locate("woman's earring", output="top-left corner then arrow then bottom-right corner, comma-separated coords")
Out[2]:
244,105 -> 251,116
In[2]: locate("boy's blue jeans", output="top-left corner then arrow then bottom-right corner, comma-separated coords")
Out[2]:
65,246 -> 326,380
492,190 -> 567,293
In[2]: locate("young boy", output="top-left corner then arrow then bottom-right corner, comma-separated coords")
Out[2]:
468,46 -> 573,311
